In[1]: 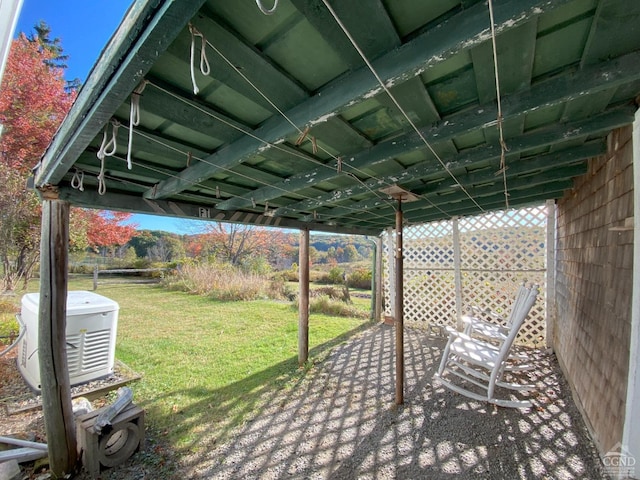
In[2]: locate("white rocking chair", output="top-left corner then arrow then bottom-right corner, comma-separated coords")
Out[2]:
461,282 -> 533,371
433,284 -> 539,408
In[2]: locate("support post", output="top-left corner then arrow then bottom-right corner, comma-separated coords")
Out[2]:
545,199 -> 557,349
93,264 -> 98,291
395,202 -> 404,405
622,107 -> 640,473
298,228 -> 310,366
39,199 -> 77,476
374,236 -> 383,322
452,217 -> 463,329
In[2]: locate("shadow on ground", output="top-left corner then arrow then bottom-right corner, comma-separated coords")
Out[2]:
148,324 -> 606,479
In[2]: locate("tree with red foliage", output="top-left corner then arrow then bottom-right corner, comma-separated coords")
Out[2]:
0,33 -> 75,173
86,211 -> 137,256
0,31 -> 76,291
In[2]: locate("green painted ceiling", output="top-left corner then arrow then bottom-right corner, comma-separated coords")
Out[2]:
35,0 -> 640,235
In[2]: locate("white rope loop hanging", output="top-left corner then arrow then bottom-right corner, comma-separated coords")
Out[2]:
126,79 -> 148,170
256,0 -> 279,15
96,119 -> 120,195
71,169 -> 84,191
189,23 -> 210,95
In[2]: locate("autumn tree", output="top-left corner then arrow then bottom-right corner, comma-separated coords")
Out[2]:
86,211 -> 137,257
207,223 -> 274,266
0,31 -> 76,291
343,244 -> 359,262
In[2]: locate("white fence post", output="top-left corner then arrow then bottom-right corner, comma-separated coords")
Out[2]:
545,199 -> 557,349
452,217 -> 463,329
386,227 -> 396,318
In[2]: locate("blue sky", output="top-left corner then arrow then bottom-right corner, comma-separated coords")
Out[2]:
16,0 -> 206,234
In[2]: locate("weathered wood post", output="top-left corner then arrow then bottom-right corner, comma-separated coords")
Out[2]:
380,185 -> 417,406
93,264 -> 99,291
39,198 -> 77,477
298,228 -> 310,366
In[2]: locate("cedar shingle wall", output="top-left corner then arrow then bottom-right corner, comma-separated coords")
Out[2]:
555,126 -> 633,455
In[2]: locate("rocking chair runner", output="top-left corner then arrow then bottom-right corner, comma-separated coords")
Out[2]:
433,284 -> 539,408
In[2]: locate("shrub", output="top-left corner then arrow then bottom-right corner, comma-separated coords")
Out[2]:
267,278 -> 296,301
0,299 -> 18,315
0,298 -> 19,343
312,286 -> 341,300
307,296 -> 368,319
317,266 -> 344,285
275,269 -> 298,282
327,267 -> 344,284
163,261 -> 282,301
348,268 -> 372,290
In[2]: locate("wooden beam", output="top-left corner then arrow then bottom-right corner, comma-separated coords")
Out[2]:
56,188 -> 379,236
365,175 -> 577,224
318,142 -> 604,221
187,14 -> 308,112
145,0 -> 570,200
215,46 -> 640,212
408,182 -> 574,224
276,106 -> 635,214
140,78 -> 250,144
298,228 -> 310,366
39,199 -> 77,476
36,0 -> 209,187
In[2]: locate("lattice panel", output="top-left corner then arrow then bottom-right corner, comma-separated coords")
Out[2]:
403,269 -> 456,331
383,205 -> 548,347
458,207 -> 547,347
403,221 -> 453,269
460,270 -> 546,346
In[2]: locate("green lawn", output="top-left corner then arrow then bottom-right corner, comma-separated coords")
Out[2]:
55,277 -> 371,451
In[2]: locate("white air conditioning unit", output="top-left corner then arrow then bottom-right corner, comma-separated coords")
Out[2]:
17,291 -> 119,391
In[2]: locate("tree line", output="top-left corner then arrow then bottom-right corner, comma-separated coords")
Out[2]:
100,224 -> 373,272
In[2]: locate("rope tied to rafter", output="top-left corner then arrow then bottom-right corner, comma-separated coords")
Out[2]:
126,79 -> 148,170
256,0 -> 279,15
189,23 -> 210,95
96,119 -> 120,195
71,168 -> 84,191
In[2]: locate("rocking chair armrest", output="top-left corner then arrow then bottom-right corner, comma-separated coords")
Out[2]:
444,326 -> 474,342
486,311 -> 508,325
468,305 -> 491,316
446,325 -> 506,351
461,316 -> 509,336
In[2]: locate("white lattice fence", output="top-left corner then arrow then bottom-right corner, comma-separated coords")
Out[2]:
383,205 -> 548,347
458,207 -> 547,346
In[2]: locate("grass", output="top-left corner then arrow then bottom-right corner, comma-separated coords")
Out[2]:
8,276 -> 371,453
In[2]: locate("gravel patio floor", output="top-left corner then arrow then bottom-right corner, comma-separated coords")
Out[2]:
180,324 -> 607,479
